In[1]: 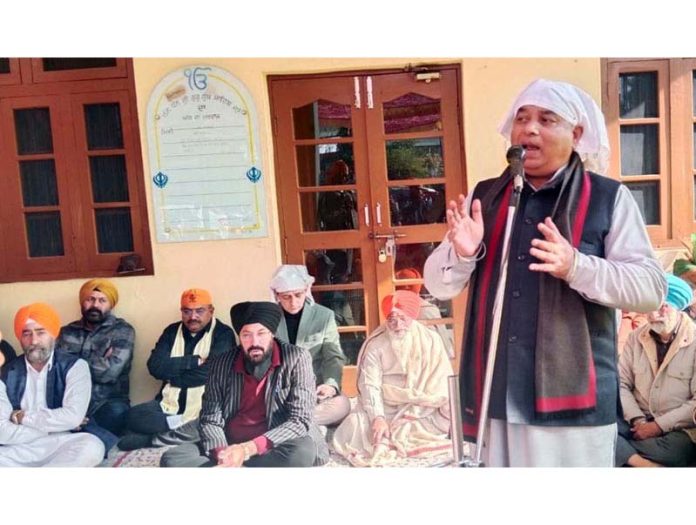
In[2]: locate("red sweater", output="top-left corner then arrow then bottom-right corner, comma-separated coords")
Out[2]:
215,343 -> 281,459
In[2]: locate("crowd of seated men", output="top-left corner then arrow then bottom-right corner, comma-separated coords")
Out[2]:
2,266 -> 695,467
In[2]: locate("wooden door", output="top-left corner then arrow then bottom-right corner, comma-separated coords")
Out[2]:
269,66 -> 467,395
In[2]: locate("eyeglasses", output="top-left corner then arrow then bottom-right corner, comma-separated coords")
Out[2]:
386,313 -> 411,324
180,307 -> 209,316
239,330 -> 273,340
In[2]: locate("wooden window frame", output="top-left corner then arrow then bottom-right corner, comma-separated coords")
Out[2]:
603,58 -> 696,248
0,58 -> 153,283
0,58 -> 21,86
30,58 -> 127,83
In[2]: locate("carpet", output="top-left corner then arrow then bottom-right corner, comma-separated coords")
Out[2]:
102,434 -> 466,468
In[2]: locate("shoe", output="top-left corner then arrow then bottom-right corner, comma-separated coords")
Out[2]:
117,433 -> 152,451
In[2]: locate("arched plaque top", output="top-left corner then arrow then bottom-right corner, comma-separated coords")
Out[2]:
146,65 -> 267,242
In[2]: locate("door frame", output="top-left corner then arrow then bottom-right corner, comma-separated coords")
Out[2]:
268,63 -> 468,395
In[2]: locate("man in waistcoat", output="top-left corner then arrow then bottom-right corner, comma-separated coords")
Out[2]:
424,78 -> 665,466
0,304 -> 104,467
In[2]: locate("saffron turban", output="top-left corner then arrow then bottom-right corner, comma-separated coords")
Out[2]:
181,288 -> 213,308
394,268 -> 423,294
80,278 -> 119,307
14,303 -> 61,340
665,274 -> 693,311
381,290 -> 421,320
230,301 -> 282,334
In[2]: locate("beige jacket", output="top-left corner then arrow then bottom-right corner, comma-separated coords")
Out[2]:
619,312 -> 696,442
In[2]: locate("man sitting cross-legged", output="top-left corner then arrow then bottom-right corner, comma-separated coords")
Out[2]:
332,290 -> 453,466
0,305 -> 104,467
118,288 -> 234,451
160,301 -> 329,467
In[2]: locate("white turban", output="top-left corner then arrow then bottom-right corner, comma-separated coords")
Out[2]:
269,264 -> 315,303
498,78 -> 610,175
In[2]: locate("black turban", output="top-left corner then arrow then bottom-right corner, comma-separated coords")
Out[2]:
230,301 -> 282,334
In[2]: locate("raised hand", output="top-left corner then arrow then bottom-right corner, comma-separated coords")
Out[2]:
446,194 -> 484,258
529,217 -> 575,280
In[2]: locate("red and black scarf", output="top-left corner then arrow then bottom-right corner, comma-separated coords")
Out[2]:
460,153 -> 595,440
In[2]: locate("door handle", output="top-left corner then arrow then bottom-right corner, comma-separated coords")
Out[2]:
363,204 -> 370,226
375,202 -> 382,226
354,77 -> 361,109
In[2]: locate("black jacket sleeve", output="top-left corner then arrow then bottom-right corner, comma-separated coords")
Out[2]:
146,322 -> 188,382
168,322 -> 235,389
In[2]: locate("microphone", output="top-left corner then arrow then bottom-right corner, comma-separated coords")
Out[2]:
506,145 -> 526,194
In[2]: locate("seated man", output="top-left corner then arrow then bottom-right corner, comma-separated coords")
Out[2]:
160,301 -> 329,467
0,304 -> 104,467
616,273 -> 696,467
119,288 -> 234,450
332,290 -> 453,467
270,264 -> 350,426
56,278 -> 135,436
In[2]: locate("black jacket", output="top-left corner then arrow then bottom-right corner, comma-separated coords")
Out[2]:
147,318 -> 234,410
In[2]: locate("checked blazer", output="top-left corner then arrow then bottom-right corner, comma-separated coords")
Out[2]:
199,338 -> 329,465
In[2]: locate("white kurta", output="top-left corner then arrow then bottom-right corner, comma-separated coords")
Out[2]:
0,354 -> 104,467
332,321 -> 453,466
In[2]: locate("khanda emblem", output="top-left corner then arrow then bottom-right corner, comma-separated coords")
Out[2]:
246,167 -> 262,183
153,172 -> 169,188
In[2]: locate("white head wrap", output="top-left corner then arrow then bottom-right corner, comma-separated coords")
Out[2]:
498,78 -> 610,175
269,264 -> 315,303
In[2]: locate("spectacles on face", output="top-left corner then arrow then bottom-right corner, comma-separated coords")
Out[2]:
181,307 -> 209,317
386,312 -> 411,328
239,329 -> 273,341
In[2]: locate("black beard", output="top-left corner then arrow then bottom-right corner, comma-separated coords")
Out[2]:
83,307 -> 105,324
243,343 -> 273,364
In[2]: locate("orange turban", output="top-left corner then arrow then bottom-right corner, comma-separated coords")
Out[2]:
394,268 -> 423,294
181,288 -> 213,308
80,278 -> 119,307
14,303 -> 61,340
381,290 -> 421,320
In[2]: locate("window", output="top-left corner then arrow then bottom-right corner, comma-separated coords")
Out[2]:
0,58 -> 152,283
604,58 -> 696,247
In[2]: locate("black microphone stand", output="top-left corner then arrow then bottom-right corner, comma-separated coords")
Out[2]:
434,145 -> 525,467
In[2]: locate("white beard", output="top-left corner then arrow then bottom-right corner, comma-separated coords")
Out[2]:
387,326 -> 414,371
649,321 -> 667,334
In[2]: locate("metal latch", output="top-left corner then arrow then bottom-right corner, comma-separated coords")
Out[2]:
416,72 -> 441,83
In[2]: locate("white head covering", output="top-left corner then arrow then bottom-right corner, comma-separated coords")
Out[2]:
498,78 -> 610,175
269,264 -> 315,303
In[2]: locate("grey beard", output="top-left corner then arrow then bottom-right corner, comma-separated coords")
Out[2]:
25,345 -> 52,365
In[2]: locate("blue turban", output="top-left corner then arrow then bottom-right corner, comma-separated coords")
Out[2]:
665,274 -> 693,311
